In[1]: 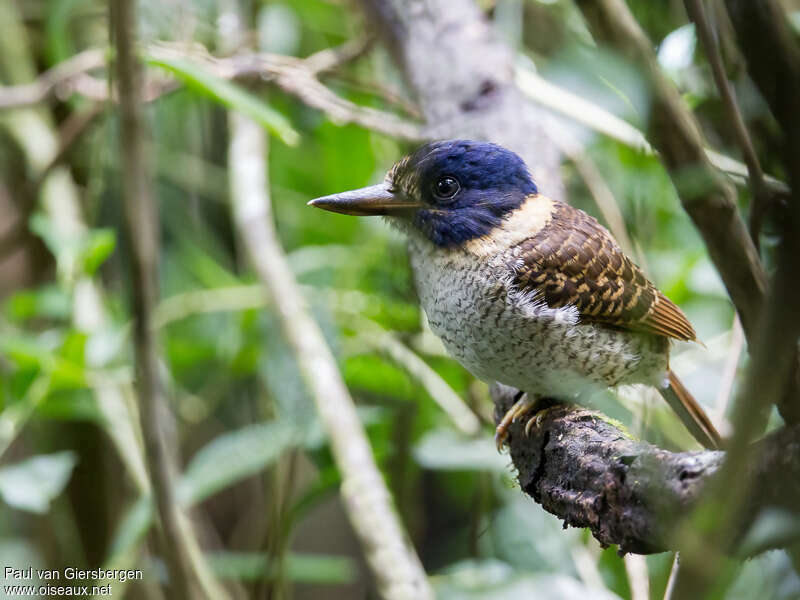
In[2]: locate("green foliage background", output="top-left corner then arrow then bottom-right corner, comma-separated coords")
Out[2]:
0,0 -> 798,598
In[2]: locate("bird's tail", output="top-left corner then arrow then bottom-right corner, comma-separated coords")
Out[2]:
658,370 -> 721,449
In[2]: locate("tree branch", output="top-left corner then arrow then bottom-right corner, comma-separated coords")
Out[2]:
722,0 -> 800,153
111,2 -> 225,598
575,0 -> 800,429
722,0 -> 800,427
227,98 -> 433,600
491,384 -> 800,555
0,41 -> 786,198
358,0 -> 565,199
683,0 -> 774,249
668,4 -> 800,597
0,48 -> 105,109
575,0 -> 766,348
514,65 -> 788,199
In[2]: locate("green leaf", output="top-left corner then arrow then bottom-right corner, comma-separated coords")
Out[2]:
208,551 -> 356,584
433,560 -> 622,600
29,213 -> 117,279
59,330 -> 87,365
107,495 -> 152,559
179,420 -> 298,505
80,228 -> 116,275
29,212 -> 63,257
3,284 -> 72,322
0,335 -> 86,389
738,508 -> 800,556
413,429 -> 507,472
0,451 -> 78,514
146,54 -> 299,145
108,419 -> 299,561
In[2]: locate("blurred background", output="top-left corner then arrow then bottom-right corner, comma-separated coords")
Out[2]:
0,0 -> 798,598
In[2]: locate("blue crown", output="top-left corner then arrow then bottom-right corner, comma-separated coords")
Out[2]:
390,141 -> 538,247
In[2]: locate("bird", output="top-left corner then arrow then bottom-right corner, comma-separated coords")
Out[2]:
308,140 -> 721,450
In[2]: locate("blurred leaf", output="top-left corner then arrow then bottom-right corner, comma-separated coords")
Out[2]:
29,212 -> 64,258
0,539 -> 45,587
37,389 -> 102,423
413,429 -> 506,472
107,495 -> 152,559
597,546 -> 631,600
657,24 -> 696,75
29,213 -> 118,279
3,285 -> 72,322
490,496 -> 582,575
343,354 -> 417,401
433,559 -> 621,600
738,509 -> 800,557
208,551 -> 356,583
80,228 -> 116,275
0,451 -> 78,514
59,330 -> 87,365
257,4 -> 301,55
146,54 -> 300,145
108,419 -> 300,561
179,420 -> 298,505
0,335 -> 86,390
44,0 -> 83,65
727,550 -> 800,600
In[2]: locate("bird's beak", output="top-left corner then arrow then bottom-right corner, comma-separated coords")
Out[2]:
307,183 -> 421,216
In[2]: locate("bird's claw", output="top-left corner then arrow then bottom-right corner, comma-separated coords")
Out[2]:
524,412 -> 544,437
494,394 -> 538,452
494,430 -> 508,452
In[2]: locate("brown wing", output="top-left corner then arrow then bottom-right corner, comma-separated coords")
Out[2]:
510,200 -> 696,341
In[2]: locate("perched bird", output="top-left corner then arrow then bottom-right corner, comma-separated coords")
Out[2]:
309,140 -> 720,449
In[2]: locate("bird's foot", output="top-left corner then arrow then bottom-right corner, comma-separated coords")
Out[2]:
495,393 -> 539,451
524,411 -> 546,437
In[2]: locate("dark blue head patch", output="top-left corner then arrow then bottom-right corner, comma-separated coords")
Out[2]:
390,140 -> 537,247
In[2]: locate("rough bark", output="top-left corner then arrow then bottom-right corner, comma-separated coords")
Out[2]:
358,0 -> 565,200
492,384 -> 800,555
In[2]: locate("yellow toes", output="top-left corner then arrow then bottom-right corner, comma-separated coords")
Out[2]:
494,394 -> 538,451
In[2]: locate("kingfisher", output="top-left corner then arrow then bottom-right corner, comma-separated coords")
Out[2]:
309,140 -> 720,449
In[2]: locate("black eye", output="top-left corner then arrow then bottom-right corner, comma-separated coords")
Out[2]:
434,176 -> 460,199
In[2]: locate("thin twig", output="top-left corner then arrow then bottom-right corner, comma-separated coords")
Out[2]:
712,313 -> 743,432
684,0 -> 771,249
302,36 -> 375,74
723,0 -> 800,426
1,42 -> 790,194
322,73 -> 423,119
0,41 -> 426,141
663,553 -> 680,600
227,107 -> 433,600
33,101 -> 106,189
514,63 -> 788,204
0,48 -> 105,108
575,0 -> 766,348
351,327 -> 481,436
669,3 -> 800,597
154,283 -> 480,436
0,0 -> 150,495
111,1 -> 224,598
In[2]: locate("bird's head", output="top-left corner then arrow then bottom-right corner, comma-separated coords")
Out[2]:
308,140 -> 538,247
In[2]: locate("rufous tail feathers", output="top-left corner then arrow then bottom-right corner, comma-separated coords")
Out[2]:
658,370 -> 721,449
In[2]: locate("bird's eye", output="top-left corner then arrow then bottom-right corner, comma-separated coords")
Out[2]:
434,176 -> 460,199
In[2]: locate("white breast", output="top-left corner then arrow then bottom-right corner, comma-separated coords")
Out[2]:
406,234 -> 668,397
